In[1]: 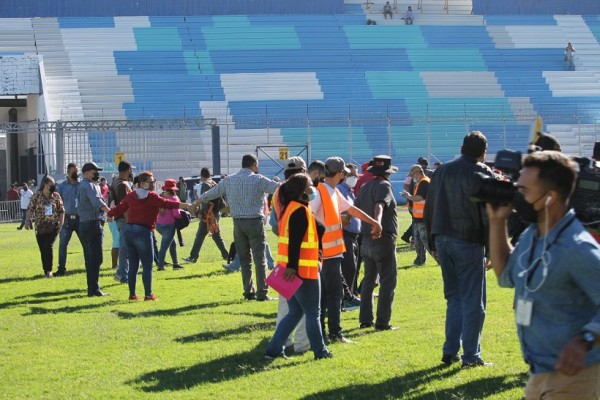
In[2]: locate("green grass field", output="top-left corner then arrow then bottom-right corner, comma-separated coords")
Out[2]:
0,212 -> 528,399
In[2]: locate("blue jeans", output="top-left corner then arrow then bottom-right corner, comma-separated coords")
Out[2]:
79,220 -> 104,294
435,235 -> 487,363
320,257 -> 344,337
156,223 -> 178,268
266,278 -> 329,358
189,213 -> 228,260
359,235 -> 397,327
19,208 -> 27,228
233,218 -> 268,299
125,224 -> 154,297
58,215 -> 82,272
115,218 -> 129,281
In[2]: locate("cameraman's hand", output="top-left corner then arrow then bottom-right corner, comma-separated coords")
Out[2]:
485,203 -> 512,222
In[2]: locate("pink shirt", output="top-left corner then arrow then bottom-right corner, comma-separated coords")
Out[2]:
156,194 -> 182,225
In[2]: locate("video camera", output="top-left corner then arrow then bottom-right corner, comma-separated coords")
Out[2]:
470,149 -> 600,239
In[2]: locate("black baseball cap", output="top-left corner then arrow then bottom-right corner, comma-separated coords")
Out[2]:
82,162 -> 103,173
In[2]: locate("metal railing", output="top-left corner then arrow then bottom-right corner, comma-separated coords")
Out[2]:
0,201 -> 21,223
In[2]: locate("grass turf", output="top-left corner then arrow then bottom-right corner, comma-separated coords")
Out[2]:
0,211 -> 527,399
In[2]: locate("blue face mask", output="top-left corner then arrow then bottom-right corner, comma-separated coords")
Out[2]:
307,191 -> 317,201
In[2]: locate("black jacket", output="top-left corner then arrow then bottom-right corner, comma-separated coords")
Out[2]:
424,154 -> 493,251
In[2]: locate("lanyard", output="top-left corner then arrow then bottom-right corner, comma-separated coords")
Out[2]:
524,216 -> 576,289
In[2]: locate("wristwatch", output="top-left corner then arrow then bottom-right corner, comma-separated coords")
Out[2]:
580,331 -> 596,351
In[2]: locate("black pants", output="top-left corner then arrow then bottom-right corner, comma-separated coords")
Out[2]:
36,231 -> 58,273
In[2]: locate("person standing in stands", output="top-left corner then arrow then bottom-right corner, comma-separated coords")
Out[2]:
109,171 -> 191,301
193,154 -> 280,301
383,1 -> 393,19
565,42 -> 575,70
311,157 -> 382,343
405,6 -> 414,24
402,164 -> 431,267
78,162 -> 111,297
356,156 -> 399,331
56,163 -> 82,277
184,167 -> 229,264
17,182 -> 34,230
424,131 -> 494,368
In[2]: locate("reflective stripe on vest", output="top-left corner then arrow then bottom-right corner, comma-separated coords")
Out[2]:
412,176 -> 430,219
276,201 -> 320,279
316,183 -> 346,257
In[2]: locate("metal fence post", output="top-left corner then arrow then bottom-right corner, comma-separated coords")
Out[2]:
55,120 -> 64,176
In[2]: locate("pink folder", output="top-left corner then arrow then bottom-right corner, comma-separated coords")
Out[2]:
265,265 -> 303,300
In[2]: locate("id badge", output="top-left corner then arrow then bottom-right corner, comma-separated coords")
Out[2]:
45,204 -> 53,216
516,297 -> 533,326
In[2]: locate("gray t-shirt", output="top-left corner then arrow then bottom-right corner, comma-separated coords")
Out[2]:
356,178 -> 398,240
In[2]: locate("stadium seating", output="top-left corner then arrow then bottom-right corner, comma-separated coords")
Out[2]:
2,11 -> 600,180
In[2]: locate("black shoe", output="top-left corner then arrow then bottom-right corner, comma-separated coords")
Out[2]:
157,267 -> 165,271
315,351 -> 334,360
264,352 -> 291,361
257,295 -> 276,302
441,353 -> 460,365
17,227 -> 23,230
182,257 -> 197,263
328,334 -> 354,344
54,270 -> 66,277
375,325 -> 399,331
244,293 -> 257,301
359,322 -> 374,329
172,264 -> 184,270
88,290 -> 110,297
461,358 -> 493,369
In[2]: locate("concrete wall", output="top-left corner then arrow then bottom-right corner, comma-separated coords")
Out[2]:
473,0 -> 600,15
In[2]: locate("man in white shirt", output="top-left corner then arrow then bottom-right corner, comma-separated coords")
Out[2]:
17,183 -> 34,230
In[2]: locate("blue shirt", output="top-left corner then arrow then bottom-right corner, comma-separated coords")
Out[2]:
499,209 -> 600,373
337,182 -> 361,234
57,178 -> 80,215
200,168 -> 279,219
77,178 -> 107,222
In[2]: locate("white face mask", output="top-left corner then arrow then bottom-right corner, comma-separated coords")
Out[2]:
346,176 -> 358,188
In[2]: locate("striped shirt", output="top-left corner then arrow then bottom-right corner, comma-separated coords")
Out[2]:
200,168 -> 279,219
77,178 -> 107,222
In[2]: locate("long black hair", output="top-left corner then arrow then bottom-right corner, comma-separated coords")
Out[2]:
279,173 -> 310,214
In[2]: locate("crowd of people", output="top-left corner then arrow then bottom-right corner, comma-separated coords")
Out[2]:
14,131 -> 600,396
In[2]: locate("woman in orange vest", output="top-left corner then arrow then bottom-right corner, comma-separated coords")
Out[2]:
265,174 -> 333,360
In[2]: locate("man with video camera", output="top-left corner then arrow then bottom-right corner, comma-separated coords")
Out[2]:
487,151 -> 600,399
424,131 -> 494,368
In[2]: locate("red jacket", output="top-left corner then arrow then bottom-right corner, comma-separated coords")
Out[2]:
108,190 -> 180,230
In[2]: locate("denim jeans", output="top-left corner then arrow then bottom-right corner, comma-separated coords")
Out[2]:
125,224 -> 154,297
189,213 -> 228,260
115,218 -> 129,281
36,231 -> 58,272
359,235 -> 397,327
341,231 -> 359,300
79,220 -> 104,294
412,221 -> 429,265
435,235 -> 487,363
19,208 -> 27,228
266,278 -> 329,358
233,218 -> 268,299
320,257 -> 344,337
58,215 -> 82,272
225,243 -> 273,272
156,223 -> 178,267
276,295 -> 309,352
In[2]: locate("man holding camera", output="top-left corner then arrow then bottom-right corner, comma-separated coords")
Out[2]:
487,151 -> 600,398
424,131 -> 493,368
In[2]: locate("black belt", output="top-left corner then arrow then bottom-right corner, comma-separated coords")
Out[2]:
343,230 -> 360,240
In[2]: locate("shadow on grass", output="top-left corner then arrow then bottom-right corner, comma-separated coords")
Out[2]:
114,300 -> 240,319
24,300 -> 121,315
163,270 -> 229,281
0,289 -> 84,310
299,367 -> 527,400
175,321 -> 274,343
130,338 -> 298,392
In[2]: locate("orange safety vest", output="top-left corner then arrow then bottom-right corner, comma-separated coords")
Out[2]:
412,175 -> 430,219
316,183 -> 346,257
276,201 -> 320,279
